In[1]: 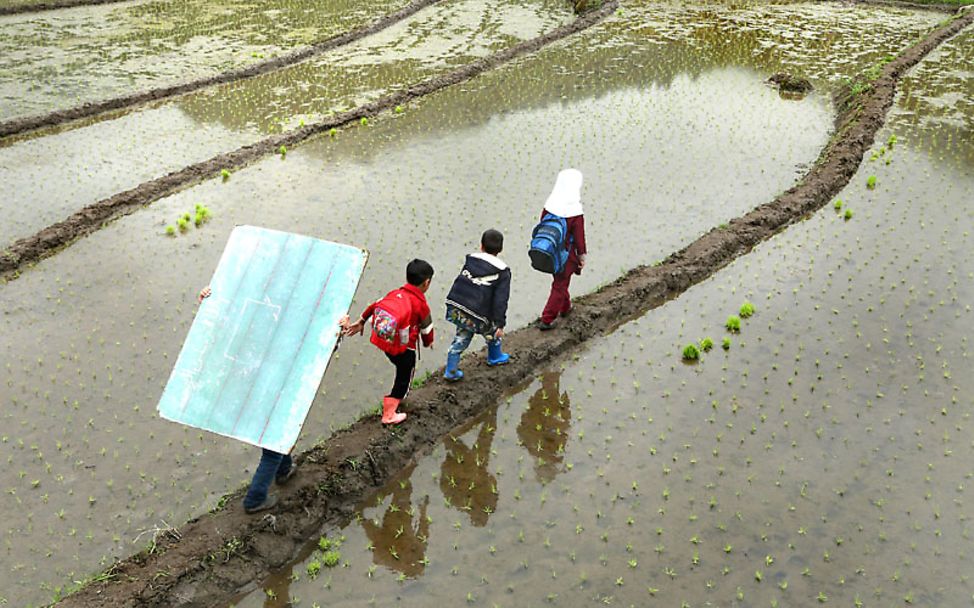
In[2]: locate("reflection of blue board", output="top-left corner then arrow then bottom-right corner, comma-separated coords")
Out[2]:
158,226 -> 368,453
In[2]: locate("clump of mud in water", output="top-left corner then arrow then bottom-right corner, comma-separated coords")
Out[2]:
767,72 -> 814,99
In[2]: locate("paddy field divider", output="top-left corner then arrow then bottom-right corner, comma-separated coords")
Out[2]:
49,7 -> 973,607
0,0 -> 445,138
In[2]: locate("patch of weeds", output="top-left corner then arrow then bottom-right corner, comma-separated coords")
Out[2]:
322,550 -> 341,567
411,369 -> 434,389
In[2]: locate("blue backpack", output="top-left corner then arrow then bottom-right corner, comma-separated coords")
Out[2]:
529,213 -> 570,274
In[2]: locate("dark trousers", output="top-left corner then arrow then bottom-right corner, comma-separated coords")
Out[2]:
243,449 -> 292,509
385,349 -> 416,400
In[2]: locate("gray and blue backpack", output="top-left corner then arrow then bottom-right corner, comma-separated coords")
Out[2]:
529,213 -> 570,274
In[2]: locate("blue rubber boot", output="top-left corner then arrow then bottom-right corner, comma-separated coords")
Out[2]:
486,338 -> 510,366
444,351 -> 464,381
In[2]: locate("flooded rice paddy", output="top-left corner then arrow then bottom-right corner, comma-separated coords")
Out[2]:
0,0 -> 572,247
227,25 -> 974,608
0,0 -> 410,120
0,0 -> 966,605
0,0 -> 940,267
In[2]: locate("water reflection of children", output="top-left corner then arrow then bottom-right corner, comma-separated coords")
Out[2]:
439,408 -> 499,527
517,371 -> 571,483
360,463 -> 430,578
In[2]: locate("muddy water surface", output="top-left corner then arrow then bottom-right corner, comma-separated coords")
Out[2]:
0,2 -> 952,606
226,25 -> 974,608
0,0 -> 410,120
0,0 -> 571,248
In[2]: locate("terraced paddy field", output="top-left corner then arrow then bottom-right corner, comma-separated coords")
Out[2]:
227,23 -> 974,608
0,0 -> 970,605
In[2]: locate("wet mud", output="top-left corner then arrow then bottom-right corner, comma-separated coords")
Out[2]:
0,0 -> 441,139
0,0 -> 129,17
0,0 -> 617,283
53,10 -> 974,606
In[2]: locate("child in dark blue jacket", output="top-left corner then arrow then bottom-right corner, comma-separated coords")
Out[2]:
444,229 -> 512,380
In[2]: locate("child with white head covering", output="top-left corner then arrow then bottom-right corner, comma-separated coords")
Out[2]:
539,169 -> 587,329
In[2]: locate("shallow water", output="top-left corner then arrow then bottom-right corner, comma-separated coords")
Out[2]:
226,25 -> 974,608
0,0 -> 572,248
0,0 -> 410,120
0,2 -> 955,605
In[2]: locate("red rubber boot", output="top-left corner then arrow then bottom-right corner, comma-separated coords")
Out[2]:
381,396 -> 406,425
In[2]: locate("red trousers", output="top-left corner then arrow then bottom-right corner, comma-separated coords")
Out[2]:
541,262 -> 577,324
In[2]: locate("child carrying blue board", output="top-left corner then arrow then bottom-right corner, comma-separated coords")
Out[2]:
443,229 -> 512,380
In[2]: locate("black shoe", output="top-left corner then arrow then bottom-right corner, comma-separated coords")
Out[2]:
244,494 -> 279,514
275,464 -> 297,485
538,320 -> 556,331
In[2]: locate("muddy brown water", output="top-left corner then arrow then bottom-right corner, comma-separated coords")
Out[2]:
0,0 -> 572,248
225,25 -> 974,608
0,2 -> 959,606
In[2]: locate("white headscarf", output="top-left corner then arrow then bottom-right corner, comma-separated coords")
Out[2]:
543,168 -> 584,218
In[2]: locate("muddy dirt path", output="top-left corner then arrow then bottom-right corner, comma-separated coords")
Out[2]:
0,0 -> 441,139
0,0 -> 129,17
53,9 -> 973,607
0,1 -> 616,285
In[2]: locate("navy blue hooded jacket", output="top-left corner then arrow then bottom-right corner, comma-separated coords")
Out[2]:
445,253 -> 511,328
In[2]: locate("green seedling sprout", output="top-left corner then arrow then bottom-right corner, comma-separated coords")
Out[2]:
739,301 -> 755,318
279,145 -> 287,157
360,117 -> 369,126
165,225 -> 176,236
699,337 -> 714,352
682,343 -> 700,361
221,169 -> 230,181
833,199 -> 842,210
722,337 -> 731,350
394,105 -> 404,114
844,209 -> 853,220
177,218 -> 189,232
725,315 -> 741,332
322,550 -> 341,567
866,175 -> 877,189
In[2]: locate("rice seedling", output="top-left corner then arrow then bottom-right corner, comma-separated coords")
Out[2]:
699,337 -> 714,352
725,315 -> 741,332
682,344 -> 700,361
739,301 -> 755,318
866,175 -> 877,189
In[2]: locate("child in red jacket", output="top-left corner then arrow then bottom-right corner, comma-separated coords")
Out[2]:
539,169 -> 587,329
342,259 -> 435,425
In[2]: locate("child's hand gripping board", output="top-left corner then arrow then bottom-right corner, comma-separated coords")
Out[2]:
157,226 -> 368,453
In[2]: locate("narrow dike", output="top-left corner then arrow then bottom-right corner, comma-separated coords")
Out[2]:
0,0 -> 443,139
0,1 -> 615,284
0,0 -> 130,17
52,8 -> 972,608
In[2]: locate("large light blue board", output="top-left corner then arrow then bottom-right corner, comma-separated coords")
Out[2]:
158,226 -> 368,453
